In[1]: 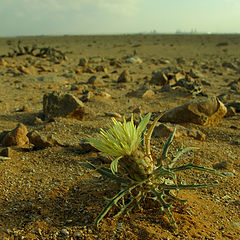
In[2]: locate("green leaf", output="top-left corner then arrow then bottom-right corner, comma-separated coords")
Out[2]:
168,146 -> 199,168
110,156 -> 122,175
80,161 -> 130,184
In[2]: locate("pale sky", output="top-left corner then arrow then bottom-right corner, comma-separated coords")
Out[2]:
0,0 -> 239,37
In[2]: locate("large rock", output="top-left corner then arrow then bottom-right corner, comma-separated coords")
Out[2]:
160,96 -> 227,126
43,91 -> 85,120
2,123 -> 29,147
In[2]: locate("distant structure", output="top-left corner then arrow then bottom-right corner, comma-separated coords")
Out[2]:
175,29 -> 199,34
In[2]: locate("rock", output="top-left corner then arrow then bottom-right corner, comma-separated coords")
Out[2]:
2,123 -> 29,147
160,96 -> 227,126
0,147 -> 12,157
96,91 -> 111,99
213,161 -> 228,170
158,58 -> 170,64
125,56 -> 142,64
78,57 -> 88,67
189,69 -> 203,78
176,57 -> 186,65
89,56 -> 104,64
152,123 -> 206,140
60,229 -> 69,236
117,70 -> 131,83
150,71 -> 168,86
95,65 -> 108,73
87,75 -> 104,85
142,89 -> 155,98
43,91 -> 85,120
28,131 -> 59,149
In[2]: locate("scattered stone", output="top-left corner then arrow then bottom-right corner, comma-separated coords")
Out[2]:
96,91 -> 111,99
152,123 -> 206,140
80,91 -> 94,102
89,56 -> 104,64
78,57 -> 88,67
142,89 -> 155,98
213,161 -> 228,170
27,131 -> 59,149
150,71 -> 168,86
0,147 -> 12,157
43,91 -> 85,120
60,229 -> 69,236
95,65 -> 108,73
176,57 -> 186,65
117,69 -> 131,83
87,75 -> 104,85
171,78 -> 203,96
125,56 -> 142,64
189,69 -> 203,78
160,96 -> 227,126
159,58 -> 170,64
2,123 -> 29,147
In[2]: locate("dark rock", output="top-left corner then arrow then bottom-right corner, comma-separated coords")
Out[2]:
87,75 -> 104,85
213,161 -> 228,170
0,147 -> 12,157
150,71 -> 168,86
43,91 -> 85,120
117,70 -> 131,83
78,57 -> 88,67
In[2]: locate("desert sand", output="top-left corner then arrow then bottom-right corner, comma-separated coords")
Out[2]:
0,34 -> 239,239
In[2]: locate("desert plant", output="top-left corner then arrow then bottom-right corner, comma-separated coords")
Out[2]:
82,113 -> 223,230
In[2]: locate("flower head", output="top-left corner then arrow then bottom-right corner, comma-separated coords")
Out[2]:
88,113 -> 151,159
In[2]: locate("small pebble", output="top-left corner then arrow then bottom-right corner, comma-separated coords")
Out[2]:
61,228 -> 69,235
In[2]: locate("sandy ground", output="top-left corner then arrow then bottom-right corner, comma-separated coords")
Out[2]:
0,34 -> 239,239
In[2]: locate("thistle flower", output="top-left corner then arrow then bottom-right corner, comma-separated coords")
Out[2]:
88,113 -> 156,181
84,113 -> 223,230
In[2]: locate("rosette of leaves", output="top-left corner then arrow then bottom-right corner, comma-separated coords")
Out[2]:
82,113 -> 223,230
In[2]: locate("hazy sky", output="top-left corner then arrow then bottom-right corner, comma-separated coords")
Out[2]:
0,0 -> 239,37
